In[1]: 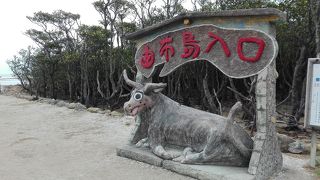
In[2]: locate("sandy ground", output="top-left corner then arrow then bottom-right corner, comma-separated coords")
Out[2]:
0,95 -> 317,180
0,95 -> 192,180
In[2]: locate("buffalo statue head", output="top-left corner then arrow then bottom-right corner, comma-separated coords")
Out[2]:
123,70 -> 167,116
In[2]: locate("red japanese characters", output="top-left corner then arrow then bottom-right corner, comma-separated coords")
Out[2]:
181,32 -> 200,59
140,46 -> 155,69
237,37 -> 266,62
139,30 -> 267,69
205,32 -> 231,57
159,37 -> 175,62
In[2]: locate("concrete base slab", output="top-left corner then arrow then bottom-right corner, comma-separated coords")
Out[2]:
116,144 -> 162,167
116,145 -> 254,180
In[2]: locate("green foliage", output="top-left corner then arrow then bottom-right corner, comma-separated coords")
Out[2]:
79,25 -> 110,49
7,47 -> 35,91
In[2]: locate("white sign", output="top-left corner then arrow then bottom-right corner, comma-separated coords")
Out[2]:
305,58 -> 320,128
309,64 -> 320,126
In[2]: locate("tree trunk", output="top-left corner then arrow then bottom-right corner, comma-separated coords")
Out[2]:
203,69 -> 218,113
80,58 -> 84,102
67,64 -> 73,101
294,77 -> 307,122
50,73 -> 55,99
166,0 -> 170,19
289,46 -> 307,128
316,22 -> 320,57
36,83 -> 40,99
97,70 -> 105,99
109,60 -> 117,95
42,70 -> 47,97
311,0 -> 320,57
85,58 -> 90,107
26,76 -> 33,96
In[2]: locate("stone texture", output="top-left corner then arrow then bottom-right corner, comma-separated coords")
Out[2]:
277,133 -> 295,152
56,100 -> 67,107
130,111 -> 150,144
163,161 -> 254,180
123,70 -> 252,166
47,99 -> 57,105
126,8 -> 286,40
288,141 -> 305,154
129,71 -> 152,145
36,98 -> 45,103
248,60 -> 283,179
110,111 -> 123,117
125,8 -> 286,179
67,103 -> 76,109
135,25 -> 277,79
116,145 -> 163,167
117,145 -> 254,180
87,107 -> 100,113
74,103 -> 86,111
103,109 -> 112,115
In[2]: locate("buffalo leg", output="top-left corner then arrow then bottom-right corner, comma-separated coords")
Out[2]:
152,145 -> 180,160
181,146 -> 221,164
172,147 -> 193,162
181,134 -> 222,164
135,138 -> 149,148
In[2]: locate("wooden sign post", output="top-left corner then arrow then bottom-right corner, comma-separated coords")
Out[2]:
304,58 -> 320,168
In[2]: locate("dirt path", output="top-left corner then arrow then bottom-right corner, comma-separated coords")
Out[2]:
0,95 -> 193,180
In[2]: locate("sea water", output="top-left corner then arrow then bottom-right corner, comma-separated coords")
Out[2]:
0,74 -> 20,86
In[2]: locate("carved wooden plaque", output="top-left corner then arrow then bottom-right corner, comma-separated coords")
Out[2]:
135,24 -> 278,78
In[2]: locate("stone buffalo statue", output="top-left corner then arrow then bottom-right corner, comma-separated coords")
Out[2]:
123,70 -> 253,166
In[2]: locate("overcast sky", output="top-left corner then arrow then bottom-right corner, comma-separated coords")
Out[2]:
0,0 -> 101,75
0,0 -> 194,75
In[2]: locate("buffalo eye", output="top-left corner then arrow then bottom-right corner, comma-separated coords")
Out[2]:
133,92 -> 143,101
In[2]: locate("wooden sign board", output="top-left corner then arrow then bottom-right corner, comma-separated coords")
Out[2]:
305,58 -> 320,128
135,24 -> 278,79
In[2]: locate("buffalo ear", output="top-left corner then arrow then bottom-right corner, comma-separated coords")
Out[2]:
153,86 -> 166,93
144,83 -> 167,94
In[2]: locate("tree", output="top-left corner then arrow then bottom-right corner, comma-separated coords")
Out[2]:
311,0 -> 320,57
127,0 -> 164,28
8,0 -> 319,133
275,0 -> 316,129
26,10 -> 80,99
161,0 -> 185,19
7,47 -> 34,93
